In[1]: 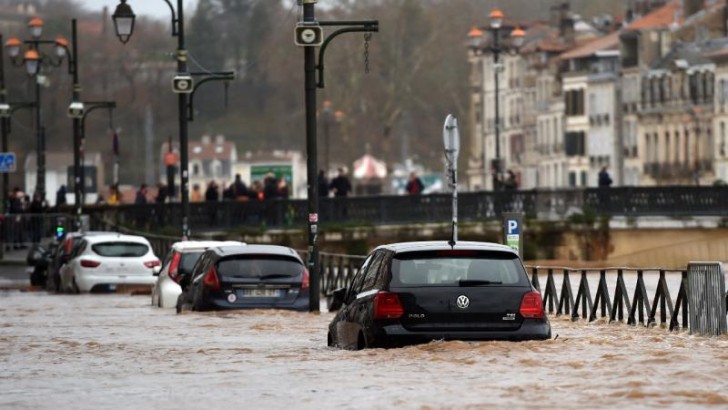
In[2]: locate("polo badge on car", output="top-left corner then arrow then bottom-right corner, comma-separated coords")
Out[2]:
456,295 -> 470,309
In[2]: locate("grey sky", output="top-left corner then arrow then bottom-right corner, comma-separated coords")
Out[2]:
81,0 -> 200,20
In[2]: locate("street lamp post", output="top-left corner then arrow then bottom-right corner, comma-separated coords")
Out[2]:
483,9 -> 524,191
298,0 -> 378,312
5,18 -> 79,204
113,0 -> 235,240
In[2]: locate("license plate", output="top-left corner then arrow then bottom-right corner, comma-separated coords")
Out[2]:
242,289 -> 282,297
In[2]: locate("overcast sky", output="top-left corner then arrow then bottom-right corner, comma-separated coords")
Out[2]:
81,0 -> 201,20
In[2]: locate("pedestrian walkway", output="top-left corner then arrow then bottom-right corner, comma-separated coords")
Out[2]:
0,246 -> 29,266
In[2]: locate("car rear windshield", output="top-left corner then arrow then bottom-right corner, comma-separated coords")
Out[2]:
391,250 -> 530,287
179,252 -> 203,274
91,242 -> 149,257
217,255 -> 304,278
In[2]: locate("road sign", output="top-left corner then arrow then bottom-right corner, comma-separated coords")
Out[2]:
503,212 -> 523,258
0,152 -> 16,173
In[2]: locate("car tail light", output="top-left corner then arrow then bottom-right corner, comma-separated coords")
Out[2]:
203,266 -> 221,290
144,260 -> 161,269
301,268 -> 309,289
373,291 -> 404,320
519,291 -> 545,319
168,252 -> 181,282
80,259 -> 100,268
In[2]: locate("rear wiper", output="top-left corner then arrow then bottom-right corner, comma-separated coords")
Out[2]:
459,279 -> 502,286
259,273 -> 292,280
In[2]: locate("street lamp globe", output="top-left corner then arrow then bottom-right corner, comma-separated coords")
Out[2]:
112,0 -> 136,44
23,49 -> 40,76
55,36 -> 69,58
5,37 -> 21,59
467,26 -> 483,50
28,17 -> 43,39
489,8 -> 504,30
511,26 -> 525,48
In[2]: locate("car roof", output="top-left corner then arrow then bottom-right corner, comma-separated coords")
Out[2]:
373,241 -> 518,256
209,244 -> 303,262
66,231 -> 115,239
171,240 -> 245,252
83,233 -> 152,244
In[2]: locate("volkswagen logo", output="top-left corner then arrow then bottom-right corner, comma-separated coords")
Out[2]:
456,295 -> 470,309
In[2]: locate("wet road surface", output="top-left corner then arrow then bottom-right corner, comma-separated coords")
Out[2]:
2,291 -> 728,409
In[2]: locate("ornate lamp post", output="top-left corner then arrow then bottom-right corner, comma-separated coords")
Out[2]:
112,0 -> 234,240
5,17 -> 78,202
468,8 -> 525,190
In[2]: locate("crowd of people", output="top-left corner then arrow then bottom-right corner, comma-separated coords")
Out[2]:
3,186 -> 53,249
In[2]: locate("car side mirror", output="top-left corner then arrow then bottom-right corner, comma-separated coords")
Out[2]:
153,266 -> 162,276
328,287 -> 347,312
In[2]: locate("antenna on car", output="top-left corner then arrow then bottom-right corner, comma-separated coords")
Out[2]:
442,114 -> 460,248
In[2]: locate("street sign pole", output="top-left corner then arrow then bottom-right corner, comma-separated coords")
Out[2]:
443,115 -> 460,247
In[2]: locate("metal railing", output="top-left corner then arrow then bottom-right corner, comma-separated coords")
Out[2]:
527,266 -> 690,330
81,186 -> 728,233
0,213 -> 74,250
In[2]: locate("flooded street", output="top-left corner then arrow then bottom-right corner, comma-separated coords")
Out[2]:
2,291 -> 728,409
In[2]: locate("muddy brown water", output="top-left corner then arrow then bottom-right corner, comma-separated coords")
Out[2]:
2,291 -> 728,409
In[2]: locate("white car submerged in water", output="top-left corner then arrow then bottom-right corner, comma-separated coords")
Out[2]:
151,241 -> 245,308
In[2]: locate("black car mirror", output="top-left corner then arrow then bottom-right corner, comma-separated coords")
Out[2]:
328,287 -> 347,312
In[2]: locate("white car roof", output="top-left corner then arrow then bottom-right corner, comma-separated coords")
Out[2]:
83,233 -> 152,245
171,240 -> 245,253
374,240 -> 518,256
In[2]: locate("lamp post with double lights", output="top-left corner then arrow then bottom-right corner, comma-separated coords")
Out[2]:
469,9 -> 524,191
4,17 -> 76,200
0,34 -> 36,214
112,0 -> 235,240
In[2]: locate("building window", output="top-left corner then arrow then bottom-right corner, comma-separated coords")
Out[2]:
565,89 -> 584,116
568,171 -> 577,187
565,131 -> 585,156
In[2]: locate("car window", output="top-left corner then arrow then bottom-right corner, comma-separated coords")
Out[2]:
347,254 -> 374,299
91,242 -> 149,257
216,255 -> 303,278
361,251 -> 384,292
179,252 -> 204,274
391,250 -> 530,287
70,240 -> 87,258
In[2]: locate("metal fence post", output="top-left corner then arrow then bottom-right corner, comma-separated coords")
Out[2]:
687,262 -> 727,336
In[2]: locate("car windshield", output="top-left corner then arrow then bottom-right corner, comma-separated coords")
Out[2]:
217,256 -> 303,278
391,250 -> 529,287
92,242 -> 149,257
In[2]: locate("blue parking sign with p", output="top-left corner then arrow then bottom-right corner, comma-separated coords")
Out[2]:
507,219 -> 519,235
0,152 -> 16,173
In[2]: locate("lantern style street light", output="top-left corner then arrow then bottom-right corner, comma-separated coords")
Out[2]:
112,0 -> 234,240
4,18 -> 78,200
467,9 -> 525,191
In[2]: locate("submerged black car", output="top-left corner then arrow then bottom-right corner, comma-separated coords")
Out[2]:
328,241 -> 551,349
177,244 -> 309,312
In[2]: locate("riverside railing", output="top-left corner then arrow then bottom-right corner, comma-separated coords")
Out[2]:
309,253 -> 721,332
82,186 -> 728,233
527,266 -> 690,330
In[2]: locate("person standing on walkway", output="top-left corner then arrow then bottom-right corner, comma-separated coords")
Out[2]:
598,166 -> 612,188
405,172 -> 424,195
318,170 -> 329,198
329,168 -> 352,197
329,168 -> 352,219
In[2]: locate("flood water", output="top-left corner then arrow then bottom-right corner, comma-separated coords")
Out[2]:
2,291 -> 728,409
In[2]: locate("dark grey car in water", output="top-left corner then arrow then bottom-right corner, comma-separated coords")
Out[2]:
328,241 -> 551,349
177,244 -> 309,312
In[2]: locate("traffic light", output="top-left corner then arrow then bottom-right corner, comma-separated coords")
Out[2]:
55,217 -> 66,241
